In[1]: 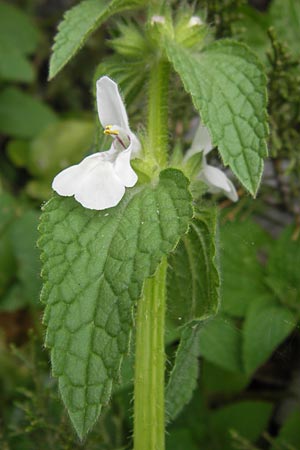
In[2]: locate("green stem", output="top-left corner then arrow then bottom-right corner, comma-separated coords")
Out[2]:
133,258 -> 167,450
147,59 -> 170,168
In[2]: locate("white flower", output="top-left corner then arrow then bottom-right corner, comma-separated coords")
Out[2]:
185,123 -> 238,202
150,15 -> 166,25
188,16 -> 203,27
52,76 -> 140,210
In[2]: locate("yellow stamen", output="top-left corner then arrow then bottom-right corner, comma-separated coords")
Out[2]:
104,125 -> 119,136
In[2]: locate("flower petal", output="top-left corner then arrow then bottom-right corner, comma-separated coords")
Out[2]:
191,124 -> 212,155
222,177 -> 238,202
52,150 -> 127,210
52,154 -> 102,196
97,76 -> 129,131
184,124 -> 212,161
74,160 -> 125,210
129,132 -> 141,158
114,148 -> 138,187
200,164 -> 238,201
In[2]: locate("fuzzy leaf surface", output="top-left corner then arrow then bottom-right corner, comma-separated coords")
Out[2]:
164,39 -> 268,195
49,0 -> 144,79
167,205 -> 220,327
166,325 -> 202,422
166,206 -> 219,420
39,169 -> 192,438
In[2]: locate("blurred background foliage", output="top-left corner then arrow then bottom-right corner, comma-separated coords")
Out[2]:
0,0 -> 300,449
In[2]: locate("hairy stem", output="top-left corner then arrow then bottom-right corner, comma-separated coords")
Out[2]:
133,257 -> 167,450
147,58 -> 170,168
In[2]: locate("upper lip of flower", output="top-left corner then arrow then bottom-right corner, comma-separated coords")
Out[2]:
52,76 -> 140,210
97,76 -> 141,157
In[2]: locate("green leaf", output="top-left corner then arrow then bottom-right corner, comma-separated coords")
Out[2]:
0,39 -> 34,82
199,315 -> 243,373
167,205 -> 220,327
202,361 -> 249,395
166,325 -> 201,422
210,401 -> 273,450
17,119 -> 95,200
10,211 -> 41,305
0,2 -> 39,55
165,205 -> 220,420
163,38 -> 268,195
167,388 -> 209,447
0,283 -> 27,312
272,410 -> 300,450
266,225 -> 300,310
0,192 -> 16,234
231,6 -> 270,63
233,1 -> 300,62
220,218 -> 270,317
28,119 -> 95,178
0,88 -> 58,139
94,57 -> 147,109
39,168 -> 192,438
49,0 -> 144,80
0,233 -> 16,299
167,429 -> 198,450
269,0 -> 300,58
0,193 -> 17,298
6,140 -> 31,168
243,295 -> 296,374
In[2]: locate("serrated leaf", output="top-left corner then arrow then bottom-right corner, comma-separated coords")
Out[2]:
166,325 -> 201,422
243,295 -> 296,374
163,38 -> 268,195
0,88 -> 58,139
165,205 -> 220,420
167,205 -> 220,327
39,169 -> 192,438
49,0 -> 144,80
